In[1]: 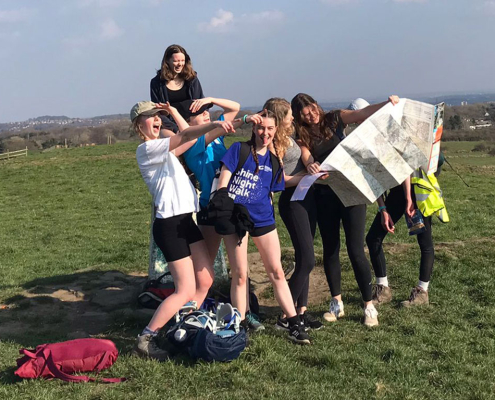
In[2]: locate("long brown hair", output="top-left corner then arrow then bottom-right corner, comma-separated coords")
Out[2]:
262,98 -> 292,159
249,110 -> 283,184
291,93 -> 332,150
159,44 -> 197,82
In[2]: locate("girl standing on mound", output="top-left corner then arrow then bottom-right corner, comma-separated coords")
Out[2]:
131,101 -> 235,360
216,110 -> 311,344
262,98 -> 323,331
291,93 -> 399,327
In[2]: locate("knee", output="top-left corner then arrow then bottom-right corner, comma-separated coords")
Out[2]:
231,270 -> 248,288
176,285 -> 196,302
268,265 -> 286,282
196,273 -> 213,293
366,233 -> 381,252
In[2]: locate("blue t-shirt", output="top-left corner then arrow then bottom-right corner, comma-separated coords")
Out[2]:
221,142 -> 285,227
183,115 -> 227,207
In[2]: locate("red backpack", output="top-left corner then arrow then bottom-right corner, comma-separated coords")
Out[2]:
15,338 -> 125,383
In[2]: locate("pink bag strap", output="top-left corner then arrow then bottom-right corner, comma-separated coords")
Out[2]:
43,349 -> 126,383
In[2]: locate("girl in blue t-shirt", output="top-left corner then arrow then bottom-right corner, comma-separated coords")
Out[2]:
216,110 -> 311,344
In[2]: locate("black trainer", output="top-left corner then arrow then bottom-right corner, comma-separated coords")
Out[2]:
275,316 -> 290,331
288,323 -> 311,345
301,312 -> 323,331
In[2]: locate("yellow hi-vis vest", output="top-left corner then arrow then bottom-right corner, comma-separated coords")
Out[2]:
411,169 -> 449,223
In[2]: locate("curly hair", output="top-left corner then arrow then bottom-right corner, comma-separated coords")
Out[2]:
290,93 -> 333,151
262,97 -> 292,159
132,116 -> 146,141
159,44 -> 197,82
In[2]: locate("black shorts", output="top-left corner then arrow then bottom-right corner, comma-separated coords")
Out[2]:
196,206 -> 215,227
251,224 -> 276,237
153,213 -> 204,262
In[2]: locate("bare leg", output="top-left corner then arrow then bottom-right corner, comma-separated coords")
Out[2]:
198,225 -> 222,267
223,233 -> 249,319
147,256 -> 196,331
252,229 -> 297,318
189,239 -> 214,307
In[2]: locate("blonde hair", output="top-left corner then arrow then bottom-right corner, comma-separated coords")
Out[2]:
262,98 -> 292,159
132,115 -> 147,141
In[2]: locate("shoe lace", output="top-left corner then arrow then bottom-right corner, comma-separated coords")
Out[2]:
303,312 -> 316,324
409,287 -> 421,302
330,300 -> 340,315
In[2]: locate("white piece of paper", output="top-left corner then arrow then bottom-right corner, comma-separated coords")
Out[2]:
290,173 -> 326,201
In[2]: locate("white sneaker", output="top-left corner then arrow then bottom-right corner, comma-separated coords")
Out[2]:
323,298 -> 345,322
363,305 -> 379,327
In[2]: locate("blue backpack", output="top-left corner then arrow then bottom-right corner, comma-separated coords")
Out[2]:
166,305 -> 247,362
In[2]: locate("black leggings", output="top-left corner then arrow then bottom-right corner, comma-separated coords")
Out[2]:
278,186 -> 317,308
366,186 -> 434,282
315,185 -> 372,302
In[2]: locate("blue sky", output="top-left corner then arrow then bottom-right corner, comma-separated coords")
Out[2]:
0,0 -> 494,122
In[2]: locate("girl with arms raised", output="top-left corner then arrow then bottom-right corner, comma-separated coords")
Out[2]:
131,101 -> 234,360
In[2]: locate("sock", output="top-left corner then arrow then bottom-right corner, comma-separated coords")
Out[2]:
287,315 -> 300,327
365,303 -> 376,311
141,326 -> 158,337
418,280 -> 429,291
376,277 -> 389,287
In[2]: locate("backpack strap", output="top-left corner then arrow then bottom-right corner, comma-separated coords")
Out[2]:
230,142 -> 251,180
269,151 -> 281,187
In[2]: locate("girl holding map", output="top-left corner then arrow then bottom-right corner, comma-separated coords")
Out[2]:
291,93 -> 399,327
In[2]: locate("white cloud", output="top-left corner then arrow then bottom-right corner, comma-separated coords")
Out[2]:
198,9 -> 234,33
77,0 -> 125,8
392,0 -> 428,3
242,10 -> 286,24
198,9 -> 286,33
100,18 -> 124,40
0,7 -> 36,23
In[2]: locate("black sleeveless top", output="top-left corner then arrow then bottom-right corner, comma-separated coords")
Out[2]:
167,84 -> 188,105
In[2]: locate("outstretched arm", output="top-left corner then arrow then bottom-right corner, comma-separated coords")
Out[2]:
340,95 -> 400,125
190,97 -> 241,122
204,113 -> 263,145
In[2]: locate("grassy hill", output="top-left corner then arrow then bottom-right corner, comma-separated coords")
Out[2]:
0,140 -> 494,399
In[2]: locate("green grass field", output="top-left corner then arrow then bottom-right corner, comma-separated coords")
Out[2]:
0,139 -> 494,399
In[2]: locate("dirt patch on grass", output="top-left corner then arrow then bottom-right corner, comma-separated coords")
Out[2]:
0,270 -> 150,341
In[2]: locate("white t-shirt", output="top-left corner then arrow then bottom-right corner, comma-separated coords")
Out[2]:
136,138 -> 199,219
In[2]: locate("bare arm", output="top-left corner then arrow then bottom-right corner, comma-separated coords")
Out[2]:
161,105 -> 197,156
217,165 -> 233,189
169,120 -> 235,152
190,97 -> 240,121
300,145 -> 321,174
340,95 -> 400,125
284,171 -> 306,187
401,175 -> 415,218
377,194 -> 395,234
204,113 -> 263,145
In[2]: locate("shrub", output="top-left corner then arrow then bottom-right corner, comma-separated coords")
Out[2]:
472,143 -> 488,152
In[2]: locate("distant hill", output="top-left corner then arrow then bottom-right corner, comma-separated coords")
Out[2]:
0,114 -> 129,134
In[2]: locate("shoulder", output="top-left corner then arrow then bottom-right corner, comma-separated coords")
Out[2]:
150,72 -> 166,85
